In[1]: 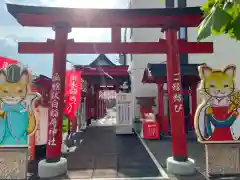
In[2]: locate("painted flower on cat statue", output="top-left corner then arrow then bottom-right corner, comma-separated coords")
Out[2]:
194,65 -> 240,143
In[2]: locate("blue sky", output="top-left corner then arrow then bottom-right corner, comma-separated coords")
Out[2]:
0,0 -> 128,77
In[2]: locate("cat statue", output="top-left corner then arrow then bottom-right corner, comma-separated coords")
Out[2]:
0,64 -> 41,147
195,65 -> 240,143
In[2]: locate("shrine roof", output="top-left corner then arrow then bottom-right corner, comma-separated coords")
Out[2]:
89,54 -> 116,67
33,75 -> 52,87
6,4 -> 202,27
142,63 -> 202,83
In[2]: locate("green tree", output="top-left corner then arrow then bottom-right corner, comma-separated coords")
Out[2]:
198,0 -> 240,41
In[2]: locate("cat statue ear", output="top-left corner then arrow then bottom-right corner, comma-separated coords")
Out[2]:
198,65 -> 212,79
224,65 -> 236,78
0,70 -> 6,84
20,69 -> 29,85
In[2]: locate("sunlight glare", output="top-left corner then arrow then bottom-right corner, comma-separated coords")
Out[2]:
44,0 -> 118,42
52,0 -> 116,8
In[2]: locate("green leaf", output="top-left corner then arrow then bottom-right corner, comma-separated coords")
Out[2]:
198,0 -> 240,41
223,1 -> 234,14
230,15 -> 240,39
197,12 -> 214,41
201,0 -> 216,16
212,6 -> 232,32
62,116 -> 69,133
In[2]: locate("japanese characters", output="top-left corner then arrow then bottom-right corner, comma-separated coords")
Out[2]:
172,73 -> 183,113
64,71 -> 81,120
48,73 -> 61,146
66,74 -> 78,115
194,65 -> 240,143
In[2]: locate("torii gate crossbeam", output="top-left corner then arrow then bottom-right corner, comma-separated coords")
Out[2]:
19,41 -> 213,54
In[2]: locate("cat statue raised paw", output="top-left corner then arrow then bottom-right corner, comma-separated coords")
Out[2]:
194,65 -> 240,143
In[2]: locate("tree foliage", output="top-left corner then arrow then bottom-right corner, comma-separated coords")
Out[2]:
198,0 -> 240,41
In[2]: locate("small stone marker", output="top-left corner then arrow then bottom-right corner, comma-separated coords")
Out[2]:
0,148 -> 28,179
205,144 -> 240,176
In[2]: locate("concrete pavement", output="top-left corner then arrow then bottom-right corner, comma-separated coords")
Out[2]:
29,108 -> 239,180
63,126 -> 164,179
91,108 -> 117,126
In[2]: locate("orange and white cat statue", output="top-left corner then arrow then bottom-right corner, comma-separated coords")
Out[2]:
0,64 -> 41,147
194,65 -> 240,143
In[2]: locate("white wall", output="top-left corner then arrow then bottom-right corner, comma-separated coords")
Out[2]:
127,0 -> 166,118
188,30 -> 240,87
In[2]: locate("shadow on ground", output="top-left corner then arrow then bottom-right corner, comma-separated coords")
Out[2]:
145,137 -> 240,180
62,126 -> 162,179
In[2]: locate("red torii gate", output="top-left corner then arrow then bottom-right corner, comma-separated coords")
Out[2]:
6,4 -> 213,177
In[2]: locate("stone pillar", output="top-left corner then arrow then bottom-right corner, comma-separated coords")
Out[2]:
0,149 -> 28,179
205,144 -> 240,177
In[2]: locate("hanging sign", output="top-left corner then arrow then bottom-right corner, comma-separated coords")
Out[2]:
64,71 -> 82,119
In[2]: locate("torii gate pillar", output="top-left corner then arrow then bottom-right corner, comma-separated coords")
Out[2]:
164,26 -> 195,175
38,23 -> 70,178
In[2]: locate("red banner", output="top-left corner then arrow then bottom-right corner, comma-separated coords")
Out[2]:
64,71 -> 82,119
0,56 -> 18,68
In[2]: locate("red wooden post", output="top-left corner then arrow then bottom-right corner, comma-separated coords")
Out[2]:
99,98 -> 102,118
112,27 -> 121,43
86,83 -> 91,121
88,86 -> 91,119
98,97 -> 101,119
157,79 -> 168,135
29,134 -> 36,161
165,28 -> 188,161
104,99 -> 107,115
93,85 -> 98,119
101,93 -> 103,117
97,89 -> 99,119
103,99 -> 106,116
100,98 -> 103,118
90,85 -> 94,118
103,99 -> 105,116
103,99 -> 105,117
46,24 -> 70,162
